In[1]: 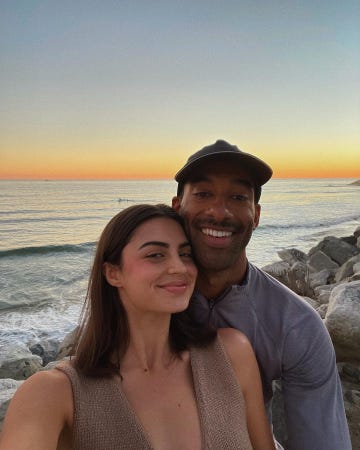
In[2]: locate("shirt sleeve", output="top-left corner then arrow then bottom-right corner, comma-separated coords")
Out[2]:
281,311 -> 351,450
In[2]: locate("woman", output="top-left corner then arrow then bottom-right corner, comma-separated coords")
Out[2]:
0,204 -> 275,450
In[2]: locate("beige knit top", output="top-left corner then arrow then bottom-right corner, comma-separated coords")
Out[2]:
56,336 -> 253,449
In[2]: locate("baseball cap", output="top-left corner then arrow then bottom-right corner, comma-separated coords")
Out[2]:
175,139 -> 273,187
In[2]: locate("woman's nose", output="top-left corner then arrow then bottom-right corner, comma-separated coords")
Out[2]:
167,256 -> 187,274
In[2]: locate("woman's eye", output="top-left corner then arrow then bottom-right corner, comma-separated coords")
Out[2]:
146,252 -> 164,259
180,251 -> 193,259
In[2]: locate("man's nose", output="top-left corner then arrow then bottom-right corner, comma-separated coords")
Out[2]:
205,196 -> 233,221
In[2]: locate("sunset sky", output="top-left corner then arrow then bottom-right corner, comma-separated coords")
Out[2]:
1,1 -> 359,179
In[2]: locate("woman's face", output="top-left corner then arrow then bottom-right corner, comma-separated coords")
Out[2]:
108,217 -> 197,316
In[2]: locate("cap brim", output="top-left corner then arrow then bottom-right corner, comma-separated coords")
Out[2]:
175,151 -> 272,186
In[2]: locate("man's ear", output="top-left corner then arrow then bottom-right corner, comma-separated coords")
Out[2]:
103,262 -> 123,287
253,204 -> 261,230
172,196 -> 181,212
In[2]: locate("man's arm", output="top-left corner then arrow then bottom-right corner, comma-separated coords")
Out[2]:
281,312 -> 351,450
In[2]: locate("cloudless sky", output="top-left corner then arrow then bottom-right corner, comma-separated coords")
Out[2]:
1,0 -> 359,179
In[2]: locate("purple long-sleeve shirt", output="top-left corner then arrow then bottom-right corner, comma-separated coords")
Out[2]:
188,262 -> 351,450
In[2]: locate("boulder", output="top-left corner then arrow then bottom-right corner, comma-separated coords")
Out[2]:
302,296 -> 320,310
335,254 -> 360,283
324,281 -> 360,361
313,284 -> 336,303
349,272 -> 360,282
308,250 -> 339,272
316,304 -> 328,319
262,261 -> 290,286
0,379 -> 24,431
277,248 -> 308,266
0,345 -> 43,380
56,327 -> 78,360
309,269 -> 333,290
354,226 -> 360,240
309,236 -> 359,266
338,362 -> 360,450
29,338 -> 60,366
287,262 -> 313,296
317,290 -> 332,305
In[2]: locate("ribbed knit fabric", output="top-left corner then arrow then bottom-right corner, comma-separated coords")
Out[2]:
56,336 -> 252,449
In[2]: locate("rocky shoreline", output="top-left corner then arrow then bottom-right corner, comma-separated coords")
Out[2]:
263,226 -> 360,448
1,227 -> 360,448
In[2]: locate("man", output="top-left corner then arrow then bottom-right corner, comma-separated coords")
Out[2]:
172,139 -> 351,450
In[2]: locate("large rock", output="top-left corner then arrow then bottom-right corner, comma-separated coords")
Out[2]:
287,262 -> 313,296
309,236 -> 359,266
338,362 -> 360,450
29,338 -> 60,366
309,269 -> 333,291
335,254 -> 360,283
277,248 -> 308,266
0,345 -> 43,380
0,379 -> 23,431
262,261 -> 290,286
324,281 -> 360,361
354,226 -> 360,240
308,250 -> 339,272
56,327 -> 78,360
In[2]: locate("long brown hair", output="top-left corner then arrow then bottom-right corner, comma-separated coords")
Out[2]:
73,204 -> 215,377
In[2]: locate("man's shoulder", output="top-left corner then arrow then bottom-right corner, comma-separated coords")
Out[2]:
247,262 -> 299,298
246,262 -> 322,323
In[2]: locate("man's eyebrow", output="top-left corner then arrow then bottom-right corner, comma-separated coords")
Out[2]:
138,241 -> 190,250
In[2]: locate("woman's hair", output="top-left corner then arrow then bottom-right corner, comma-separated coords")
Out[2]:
73,203 -> 216,377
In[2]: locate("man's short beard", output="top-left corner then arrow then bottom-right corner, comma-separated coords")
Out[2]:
192,229 -> 253,273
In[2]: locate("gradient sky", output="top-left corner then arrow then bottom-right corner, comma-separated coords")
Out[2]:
1,0 -> 359,179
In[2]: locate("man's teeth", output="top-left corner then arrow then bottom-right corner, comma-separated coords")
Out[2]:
202,228 -> 232,238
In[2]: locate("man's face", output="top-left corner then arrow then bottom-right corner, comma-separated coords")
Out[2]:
172,161 -> 261,273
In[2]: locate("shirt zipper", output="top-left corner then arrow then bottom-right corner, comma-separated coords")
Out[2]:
208,299 -> 216,323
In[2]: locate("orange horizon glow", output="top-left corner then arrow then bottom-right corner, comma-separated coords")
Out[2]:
1,143 -> 359,181
0,164 -> 359,180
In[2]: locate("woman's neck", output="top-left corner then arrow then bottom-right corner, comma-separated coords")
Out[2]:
121,313 -> 175,374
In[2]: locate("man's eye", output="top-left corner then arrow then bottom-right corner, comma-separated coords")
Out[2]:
232,194 -> 249,201
193,192 -> 211,198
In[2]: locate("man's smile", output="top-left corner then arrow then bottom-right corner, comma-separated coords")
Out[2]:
201,228 -> 233,238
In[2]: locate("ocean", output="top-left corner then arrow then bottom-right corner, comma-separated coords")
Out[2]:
0,179 -> 359,355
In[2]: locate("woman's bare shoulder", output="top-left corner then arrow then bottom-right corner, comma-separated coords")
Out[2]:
217,327 -> 253,355
217,328 -> 258,385
0,368 -> 73,449
16,367 -> 72,398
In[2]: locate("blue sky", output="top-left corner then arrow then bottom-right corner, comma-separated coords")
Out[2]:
1,0 -> 359,178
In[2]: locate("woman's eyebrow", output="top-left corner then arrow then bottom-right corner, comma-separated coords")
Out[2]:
139,241 -> 169,250
139,241 -> 191,250
179,242 -> 191,249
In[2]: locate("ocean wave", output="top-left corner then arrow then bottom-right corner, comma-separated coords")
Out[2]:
0,215 -> 102,224
261,214 -> 359,231
0,242 -> 95,259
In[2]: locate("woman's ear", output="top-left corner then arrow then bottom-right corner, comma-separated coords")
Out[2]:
103,262 -> 123,287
